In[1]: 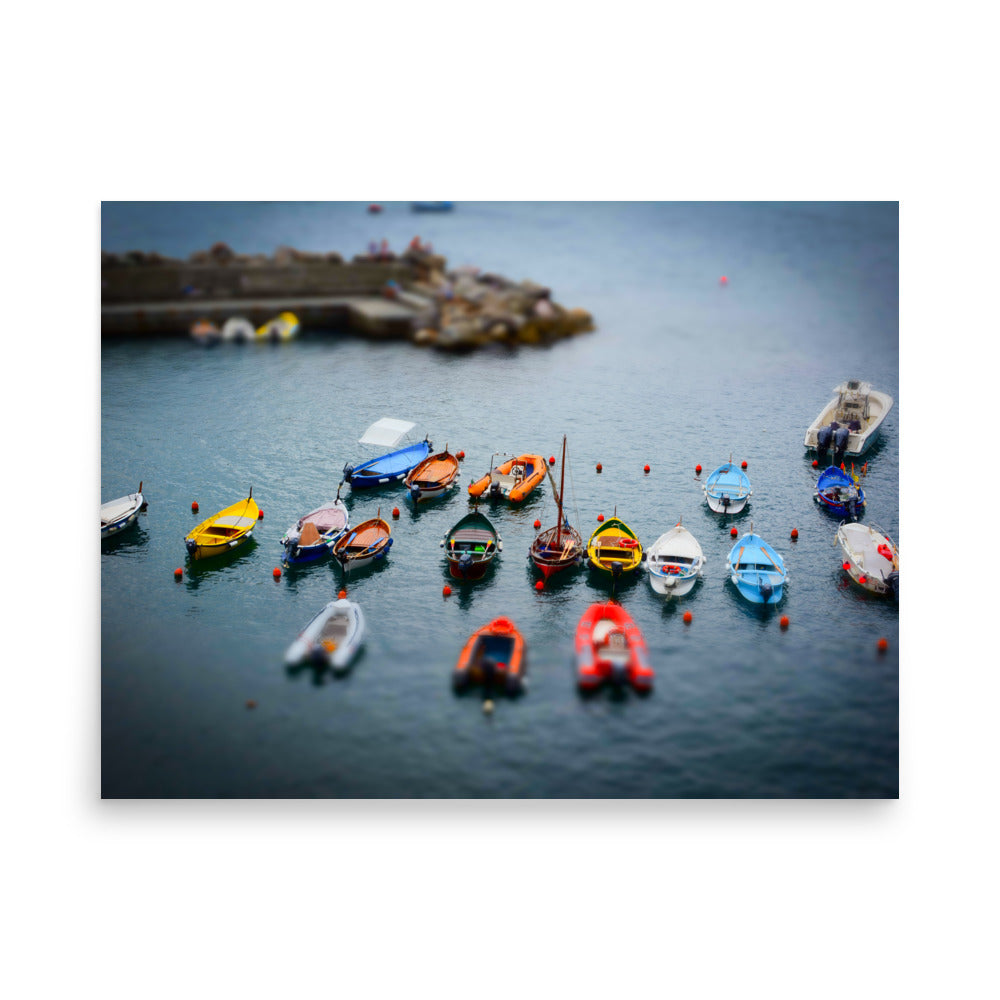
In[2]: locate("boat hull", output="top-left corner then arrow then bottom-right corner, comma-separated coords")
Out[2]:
586,518 -> 643,576
101,488 -> 145,540
804,383 -> 893,457
442,510 -> 500,581
704,463 -> 752,515
405,451 -> 460,502
185,496 -> 259,560
837,522 -> 898,597
453,617 -> 525,694
648,570 -> 699,597
731,572 -> 785,604
530,524 -> 584,580
727,532 -> 787,605
332,518 -> 393,573
285,598 -> 365,673
468,454 -> 546,503
347,440 -> 432,489
575,602 -> 653,692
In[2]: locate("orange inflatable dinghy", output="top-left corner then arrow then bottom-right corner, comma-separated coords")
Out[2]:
575,602 -> 653,692
453,616 -> 526,694
468,454 -> 546,503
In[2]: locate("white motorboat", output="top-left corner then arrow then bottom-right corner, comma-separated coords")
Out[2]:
646,521 -> 705,597
804,380 -> 893,460
221,317 -> 255,342
284,597 -> 366,673
101,482 -> 145,540
837,522 -> 898,598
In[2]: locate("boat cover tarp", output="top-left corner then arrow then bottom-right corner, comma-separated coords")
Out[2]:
359,418 -> 416,447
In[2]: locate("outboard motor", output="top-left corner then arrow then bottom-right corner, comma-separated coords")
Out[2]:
489,481 -> 502,499
610,661 -> 628,686
833,426 -> 850,465
816,424 -> 833,460
409,483 -> 421,501
185,538 -> 197,554
459,552 -> 472,576
342,463 -> 354,485
721,493 -> 731,511
611,561 -> 623,580
759,577 -> 774,603
886,571 -> 899,601
846,497 -> 858,521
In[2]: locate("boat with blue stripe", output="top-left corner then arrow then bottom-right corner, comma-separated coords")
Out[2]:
815,465 -> 865,519
704,458 -> 752,514
728,528 -> 787,604
341,418 -> 432,489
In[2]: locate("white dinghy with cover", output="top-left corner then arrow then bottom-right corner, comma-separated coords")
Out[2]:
646,520 -> 705,597
837,521 -> 898,598
285,597 -> 366,673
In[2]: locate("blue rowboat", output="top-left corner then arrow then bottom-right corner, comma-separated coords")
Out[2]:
704,460 -> 752,514
280,499 -> 350,567
815,466 -> 865,519
728,530 -> 787,604
341,417 -> 432,489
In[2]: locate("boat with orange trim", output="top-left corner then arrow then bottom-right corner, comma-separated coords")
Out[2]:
468,453 -> 546,503
586,515 -> 644,579
452,617 -> 526,694
331,511 -> 393,573
404,446 -> 460,502
575,602 -> 653,692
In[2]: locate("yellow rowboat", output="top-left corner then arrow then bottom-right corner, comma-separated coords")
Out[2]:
256,311 -> 300,341
587,516 -> 643,578
185,491 -> 259,560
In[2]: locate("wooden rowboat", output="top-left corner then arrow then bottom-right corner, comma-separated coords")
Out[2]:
441,510 -> 501,580
331,513 -> 393,572
185,490 -> 259,560
586,516 -> 643,578
530,436 -> 583,579
405,448 -> 460,502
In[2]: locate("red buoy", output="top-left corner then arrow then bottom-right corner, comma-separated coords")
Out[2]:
272,567 -> 281,579
392,507 -> 400,519
812,459 -> 819,468
246,699 -> 257,710
597,514 -> 605,522
338,590 -> 347,599
719,275 -> 728,286
442,585 -> 452,597
877,637 -> 889,653
842,562 -> 851,571
596,463 -> 602,473
173,567 -> 183,579
741,460 -> 748,469
191,501 -> 199,512
457,450 -> 465,460
644,464 -> 650,473
790,528 -> 799,540
695,464 -> 702,475
257,509 -> 264,519
859,575 -> 867,584
780,615 -> 789,629
683,610 -> 693,624
533,519 -> 541,529
535,580 -> 544,591
549,456 -> 555,465
730,526 -> 738,537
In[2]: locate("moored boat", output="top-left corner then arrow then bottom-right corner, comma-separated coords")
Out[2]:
837,521 -> 898,598
331,512 -> 393,572
815,465 -> 866,520
284,597 -> 365,674
405,447 -> 460,502
586,515 -> 643,579
280,498 -> 350,567
575,601 -> 653,692
453,617 -> 525,694
804,380 -> 893,460
468,453 -> 547,503
190,318 -> 220,346
256,311 -> 300,341
646,520 -> 705,597
529,435 -> 583,579
185,490 -> 259,560
704,459 -> 752,515
221,316 -> 255,342
342,418 -> 432,489
727,528 -> 787,604
411,202 -> 454,212
441,510 -> 501,580
101,482 -> 145,540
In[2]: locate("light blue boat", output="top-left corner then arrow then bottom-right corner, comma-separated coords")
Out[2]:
704,459 -> 752,514
341,417 -> 432,489
728,530 -> 787,604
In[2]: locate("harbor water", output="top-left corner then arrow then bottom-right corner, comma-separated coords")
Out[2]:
101,201 -> 899,797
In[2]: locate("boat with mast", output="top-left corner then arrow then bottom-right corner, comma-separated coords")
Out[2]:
530,436 -> 583,580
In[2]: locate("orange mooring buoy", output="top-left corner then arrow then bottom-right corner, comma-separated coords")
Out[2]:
258,509 -> 264,519
191,501 -> 199,512
683,610 -> 693,624
597,514 -> 604,522
272,567 -> 281,579
392,507 -> 400,519
246,699 -> 257,710
780,615 -> 789,629
549,456 -> 555,465
535,580 -> 544,591
533,519 -> 541,529
741,460 -> 748,469
596,463 -> 602,473
173,567 -> 183,579
442,585 -> 452,597
790,528 -> 799,540
730,526 -> 738,537
643,464 -> 650,473
877,637 -> 889,653
695,464 -> 702,475
812,459 -> 819,468
338,590 -> 347,599
842,562 -> 851,571
719,275 -> 728,286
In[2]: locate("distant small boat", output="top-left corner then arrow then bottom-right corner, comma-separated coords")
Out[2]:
190,319 -> 220,346
256,311 -> 300,342
453,617 -> 525,694
331,513 -> 393,572
284,597 -> 365,674
728,528 -> 787,604
185,490 -> 259,560
280,498 -> 350,567
221,317 -> 255,342
367,204 -> 383,214
815,465 -> 866,520
837,521 -> 898,598
405,447 -> 460,502
411,202 -> 453,212
587,516 -> 643,578
804,380 -> 893,460
575,602 -> 653,692
468,453 -> 547,503
646,520 -> 705,598
342,418 -> 432,489
704,459 -> 752,515
529,436 -> 583,579
441,509 -> 501,580
101,482 -> 145,540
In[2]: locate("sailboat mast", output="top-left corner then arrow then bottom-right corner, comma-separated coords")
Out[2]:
556,435 -> 566,545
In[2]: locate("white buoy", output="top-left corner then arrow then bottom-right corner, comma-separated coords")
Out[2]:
483,700 -> 495,716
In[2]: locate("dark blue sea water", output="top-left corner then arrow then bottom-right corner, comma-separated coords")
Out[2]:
101,201 -> 898,797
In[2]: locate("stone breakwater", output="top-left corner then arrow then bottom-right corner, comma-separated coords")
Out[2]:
101,242 -> 594,351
